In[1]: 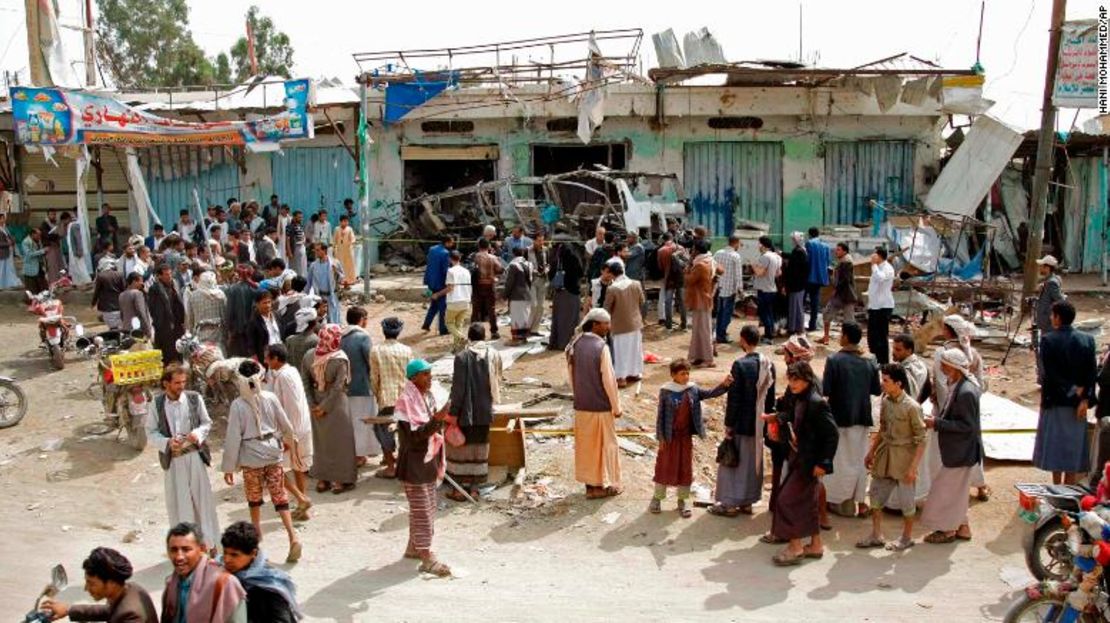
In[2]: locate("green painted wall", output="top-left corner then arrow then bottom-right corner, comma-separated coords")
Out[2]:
783,188 -> 824,238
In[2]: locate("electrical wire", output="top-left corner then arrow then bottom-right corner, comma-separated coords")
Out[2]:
987,0 -> 1036,87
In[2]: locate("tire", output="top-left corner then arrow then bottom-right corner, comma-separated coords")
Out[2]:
1027,517 -> 1072,581
118,402 -> 147,451
0,380 -> 27,429
49,344 -> 65,370
1003,594 -> 1068,622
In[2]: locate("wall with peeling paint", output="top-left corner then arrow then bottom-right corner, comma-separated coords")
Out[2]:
364,84 -> 945,245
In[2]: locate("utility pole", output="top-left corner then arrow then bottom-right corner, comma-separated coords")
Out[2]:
83,0 -> 96,87
1023,0 -> 1068,298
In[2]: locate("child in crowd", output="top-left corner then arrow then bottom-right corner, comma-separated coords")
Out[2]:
652,359 -> 731,517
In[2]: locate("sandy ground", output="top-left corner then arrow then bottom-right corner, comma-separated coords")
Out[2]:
4,278 -> 1110,622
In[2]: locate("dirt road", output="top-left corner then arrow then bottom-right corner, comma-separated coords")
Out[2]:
2,285 -> 1107,622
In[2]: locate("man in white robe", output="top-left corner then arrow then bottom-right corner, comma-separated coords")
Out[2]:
66,215 -> 92,285
265,343 -> 314,520
145,364 -> 221,553
602,262 -> 646,385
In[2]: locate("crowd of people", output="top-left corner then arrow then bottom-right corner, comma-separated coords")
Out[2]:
32,209 -> 1099,619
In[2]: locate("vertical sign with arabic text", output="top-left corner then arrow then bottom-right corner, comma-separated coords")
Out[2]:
1055,19 -> 1099,109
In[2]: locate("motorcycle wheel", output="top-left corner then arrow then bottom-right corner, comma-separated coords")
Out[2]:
1003,594 -> 1070,622
0,380 -> 27,429
1027,516 -> 1072,581
49,344 -> 65,370
128,416 -> 147,451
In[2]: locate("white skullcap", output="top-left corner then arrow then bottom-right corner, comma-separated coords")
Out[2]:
580,307 -> 611,329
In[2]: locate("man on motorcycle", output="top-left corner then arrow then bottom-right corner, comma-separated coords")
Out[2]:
40,547 -> 157,622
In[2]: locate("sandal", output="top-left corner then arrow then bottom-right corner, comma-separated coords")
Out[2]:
955,531 -> 973,541
924,531 -> 957,544
585,486 -> 606,500
802,547 -> 824,559
285,541 -> 302,564
885,537 -> 915,552
976,486 -> 992,502
760,533 -> 787,544
403,549 -> 421,560
707,504 -> 741,518
855,535 -> 886,549
331,482 -> 356,495
820,522 -> 833,531
678,500 -> 692,518
737,505 -> 754,515
418,559 -> 452,578
315,480 -> 331,493
374,467 -> 397,479
648,499 -> 662,514
601,486 -> 623,498
772,550 -> 805,566
445,489 -> 468,502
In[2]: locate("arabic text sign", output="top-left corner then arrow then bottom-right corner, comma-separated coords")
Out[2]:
1054,20 -> 1099,109
9,79 -> 314,149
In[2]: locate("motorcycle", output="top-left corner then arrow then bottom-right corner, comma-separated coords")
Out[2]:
77,318 -> 157,451
1005,509 -> 1110,622
0,376 -> 29,429
21,564 -> 66,623
1017,424 -> 1110,582
26,274 -> 79,370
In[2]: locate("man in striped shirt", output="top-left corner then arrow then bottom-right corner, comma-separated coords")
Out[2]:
713,233 -> 744,344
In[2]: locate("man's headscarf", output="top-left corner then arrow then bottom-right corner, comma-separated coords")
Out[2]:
578,307 -> 610,330
311,324 -> 349,391
943,314 -> 976,354
939,347 -> 978,386
235,359 -> 266,424
97,256 -> 117,273
196,271 -> 225,300
791,231 -> 805,247
784,334 -> 815,361
294,308 -> 317,333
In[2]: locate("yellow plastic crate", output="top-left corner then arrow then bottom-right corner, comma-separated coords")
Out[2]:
108,350 -> 163,386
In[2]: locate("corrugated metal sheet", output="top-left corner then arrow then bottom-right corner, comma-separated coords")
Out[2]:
924,115 -> 1023,218
19,146 -> 131,228
142,153 -> 241,226
824,141 -> 915,224
271,147 -> 357,224
1063,156 -> 1108,272
683,142 -> 783,240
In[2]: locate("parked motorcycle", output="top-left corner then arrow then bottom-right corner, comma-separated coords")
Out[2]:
1018,482 -> 1092,581
26,274 -> 79,370
1005,508 -> 1110,622
77,318 -> 158,451
0,376 -> 29,429
21,564 -> 66,623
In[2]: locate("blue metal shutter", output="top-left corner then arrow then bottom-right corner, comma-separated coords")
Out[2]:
683,142 -> 783,241
141,148 -> 241,227
824,141 -> 915,224
271,147 -> 358,225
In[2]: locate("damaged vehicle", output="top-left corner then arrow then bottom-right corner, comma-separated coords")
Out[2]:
381,168 -> 688,262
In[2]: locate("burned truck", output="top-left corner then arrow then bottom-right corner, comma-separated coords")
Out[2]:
381,169 -> 688,262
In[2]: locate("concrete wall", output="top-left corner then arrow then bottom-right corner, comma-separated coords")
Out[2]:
364,84 -> 945,241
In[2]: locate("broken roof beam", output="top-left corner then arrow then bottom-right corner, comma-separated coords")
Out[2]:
649,64 -> 980,86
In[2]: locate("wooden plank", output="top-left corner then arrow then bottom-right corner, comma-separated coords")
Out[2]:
518,429 -> 655,437
488,414 -> 526,469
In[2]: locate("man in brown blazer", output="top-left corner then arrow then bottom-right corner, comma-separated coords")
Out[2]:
41,547 -> 157,622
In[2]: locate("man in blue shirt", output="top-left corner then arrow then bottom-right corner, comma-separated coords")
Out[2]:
422,234 -> 455,335
805,227 -> 832,332
501,225 -> 532,263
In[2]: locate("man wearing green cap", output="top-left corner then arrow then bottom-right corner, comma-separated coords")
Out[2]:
395,357 -> 452,577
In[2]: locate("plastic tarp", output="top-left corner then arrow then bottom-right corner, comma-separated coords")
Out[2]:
384,73 -> 457,125
652,29 -> 685,69
576,34 -> 606,144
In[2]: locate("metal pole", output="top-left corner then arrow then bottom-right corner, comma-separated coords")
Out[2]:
984,184 -> 992,280
1023,0 -> 1067,298
1102,145 -> 1108,285
360,81 -> 373,298
83,0 -> 96,87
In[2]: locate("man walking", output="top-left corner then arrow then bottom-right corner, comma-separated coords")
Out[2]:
820,242 -> 857,345
471,238 -> 503,340
713,233 -> 744,344
442,251 -> 472,352
527,229 -> 552,335
422,235 -> 454,335
222,360 -> 302,563
752,236 -> 782,344
370,317 -> 412,479
805,227 -> 831,332
146,366 -> 221,554
306,243 -> 344,324
264,343 -> 314,521
866,246 -> 895,364
822,321 -> 881,517
504,246 -> 534,344
147,264 -> 185,365
566,308 -> 622,499
603,261 -> 646,386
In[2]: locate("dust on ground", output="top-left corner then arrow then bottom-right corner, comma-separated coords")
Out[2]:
4,276 -> 1110,622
